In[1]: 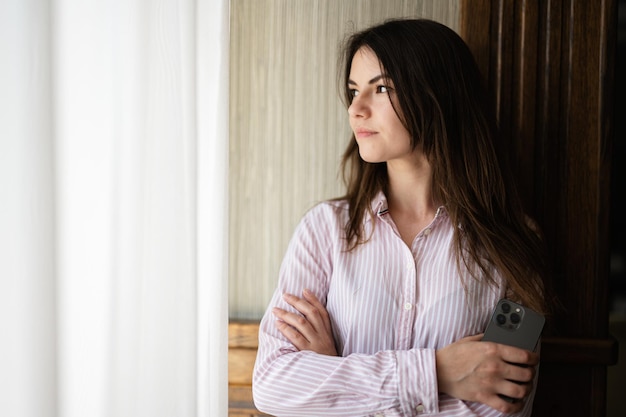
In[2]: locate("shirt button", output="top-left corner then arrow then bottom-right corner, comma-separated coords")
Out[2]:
423,228 -> 431,236
404,302 -> 413,310
416,404 -> 425,413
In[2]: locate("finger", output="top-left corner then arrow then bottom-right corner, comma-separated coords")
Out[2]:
282,293 -> 312,315
301,289 -> 323,310
283,293 -> 327,331
477,386 -> 525,414
482,340 -> 539,366
462,334 -> 484,343
301,289 -> 332,333
496,378 -> 533,404
275,318 -> 310,350
487,393 -> 525,415
502,362 -> 536,383
272,307 -> 314,341
499,344 -> 540,366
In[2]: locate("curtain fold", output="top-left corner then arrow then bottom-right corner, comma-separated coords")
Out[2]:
195,0 -> 229,415
0,1 -> 57,416
1,0 -> 228,416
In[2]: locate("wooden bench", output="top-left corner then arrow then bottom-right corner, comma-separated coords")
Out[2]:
229,320 -> 270,417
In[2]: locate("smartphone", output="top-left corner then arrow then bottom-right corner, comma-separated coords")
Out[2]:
482,299 -> 545,352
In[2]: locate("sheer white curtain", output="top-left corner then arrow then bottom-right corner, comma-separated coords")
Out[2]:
0,0 -> 228,416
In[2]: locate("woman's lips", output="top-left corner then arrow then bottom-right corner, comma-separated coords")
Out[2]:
355,128 -> 377,138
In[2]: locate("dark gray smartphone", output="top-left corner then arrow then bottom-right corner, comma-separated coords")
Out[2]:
482,299 -> 545,403
482,299 -> 545,352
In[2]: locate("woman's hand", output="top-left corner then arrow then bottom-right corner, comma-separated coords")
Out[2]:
435,335 -> 539,414
272,289 -> 338,356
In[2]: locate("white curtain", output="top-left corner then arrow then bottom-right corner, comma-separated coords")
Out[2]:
0,0 -> 229,416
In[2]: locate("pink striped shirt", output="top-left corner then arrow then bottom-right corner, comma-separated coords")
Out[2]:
253,193 -> 537,416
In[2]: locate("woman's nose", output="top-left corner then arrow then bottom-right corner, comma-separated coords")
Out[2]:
348,96 -> 369,118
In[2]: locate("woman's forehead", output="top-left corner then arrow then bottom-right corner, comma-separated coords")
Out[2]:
349,47 -> 385,79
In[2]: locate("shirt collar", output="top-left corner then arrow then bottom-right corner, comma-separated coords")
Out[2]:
371,190 -> 448,219
373,191 -> 389,217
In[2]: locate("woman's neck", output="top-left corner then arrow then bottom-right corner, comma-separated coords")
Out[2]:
385,157 -> 439,246
386,156 -> 437,218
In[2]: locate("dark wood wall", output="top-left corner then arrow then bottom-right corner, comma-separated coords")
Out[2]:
461,0 -> 618,415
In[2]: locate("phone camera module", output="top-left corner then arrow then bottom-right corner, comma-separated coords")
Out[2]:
494,301 -> 524,330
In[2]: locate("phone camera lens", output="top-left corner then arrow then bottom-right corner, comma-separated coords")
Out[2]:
510,313 -> 521,324
496,314 -> 507,325
501,303 -> 511,313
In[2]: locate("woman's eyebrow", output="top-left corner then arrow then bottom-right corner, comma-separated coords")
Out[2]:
347,74 -> 386,86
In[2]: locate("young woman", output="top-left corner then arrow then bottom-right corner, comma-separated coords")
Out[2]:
253,18 -> 548,417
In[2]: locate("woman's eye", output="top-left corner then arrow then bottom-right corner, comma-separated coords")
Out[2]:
377,85 -> 391,93
349,89 -> 359,97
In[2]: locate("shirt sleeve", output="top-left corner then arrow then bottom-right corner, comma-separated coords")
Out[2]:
252,204 -> 439,417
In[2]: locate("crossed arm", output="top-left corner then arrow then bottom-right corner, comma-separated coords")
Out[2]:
272,290 -> 539,415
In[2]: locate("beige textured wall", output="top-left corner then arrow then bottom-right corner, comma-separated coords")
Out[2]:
230,0 -> 460,319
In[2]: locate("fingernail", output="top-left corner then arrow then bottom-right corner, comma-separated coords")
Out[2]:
303,288 -> 310,295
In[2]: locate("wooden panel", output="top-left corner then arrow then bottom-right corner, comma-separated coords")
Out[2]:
228,321 -> 268,416
229,385 -> 271,417
554,0 -> 613,338
460,0 -> 617,416
229,320 -> 260,349
228,320 -> 259,391
459,0 -> 491,78
541,336 -> 618,365
229,348 -> 257,386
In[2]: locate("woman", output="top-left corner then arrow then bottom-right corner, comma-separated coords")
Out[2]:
253,18 -> 547,416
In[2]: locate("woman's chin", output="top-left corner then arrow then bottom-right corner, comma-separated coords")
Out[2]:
358,150 -> 384,164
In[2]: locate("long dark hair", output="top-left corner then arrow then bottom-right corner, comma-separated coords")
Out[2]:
337,19 -> 547,314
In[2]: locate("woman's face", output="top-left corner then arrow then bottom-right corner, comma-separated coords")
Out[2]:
347,47 -> 415,166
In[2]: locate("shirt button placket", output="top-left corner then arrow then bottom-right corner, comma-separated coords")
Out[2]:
397,246 -> 417,349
